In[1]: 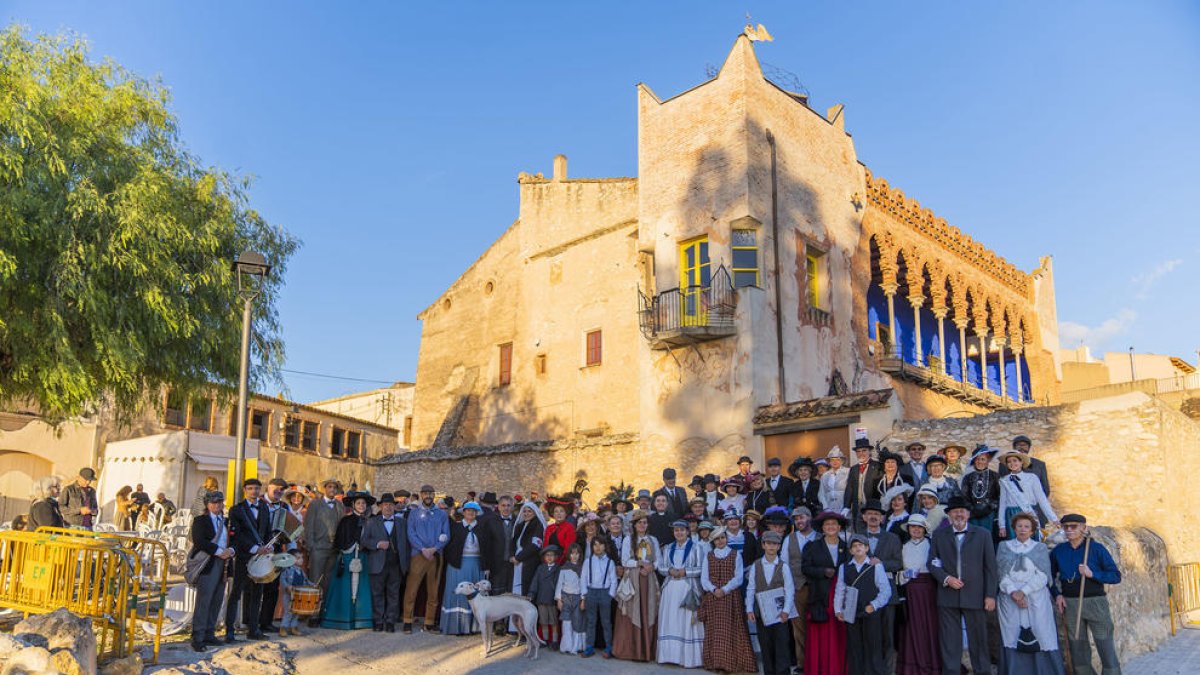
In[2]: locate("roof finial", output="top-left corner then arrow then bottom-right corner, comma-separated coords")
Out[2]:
744,14 -> 773,42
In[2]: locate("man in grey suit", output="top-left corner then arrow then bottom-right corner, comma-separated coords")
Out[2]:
302,478 -> 344,627
361,493 -> 410,632
861,500 -> 904,666
928,495 -> 998,675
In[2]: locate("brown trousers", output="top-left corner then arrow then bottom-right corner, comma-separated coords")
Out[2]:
402,553 -> 441,625
790,583 -> 811,666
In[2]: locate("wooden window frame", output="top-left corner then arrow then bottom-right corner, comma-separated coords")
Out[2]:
585,329 -> 603,367
164,390 -> 187,428
731,228 -> 760,288
301,420 -> 320,452
498,342 -> 513,386
187,397 -> 214,432
250,409 -> 271,444
283,416 -> 301,449
403,416 -> 413,448
346,430 -> 362,461
331,426 -> 346,457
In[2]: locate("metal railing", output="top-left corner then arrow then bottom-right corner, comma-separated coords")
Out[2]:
1169,562 -> 1200,635
639,266 -> 737,342
1061,373 -> 1200,404
876,348 -> 1033,410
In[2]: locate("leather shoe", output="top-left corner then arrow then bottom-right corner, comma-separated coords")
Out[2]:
385,623 -> 396,633
224,634 -> 240,644
191,643 -> 209,653
308,618 -> 322,628
401,623 -> 412,634
203,638 -> 223,647
246,632 -> 268,641
261,624 -> 279,633
424,624 -> 441,634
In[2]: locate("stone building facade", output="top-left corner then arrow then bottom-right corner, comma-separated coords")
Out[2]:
388,36 -> 1063,496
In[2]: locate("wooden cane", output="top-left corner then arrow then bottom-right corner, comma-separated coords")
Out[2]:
1073,534 -> 1091,640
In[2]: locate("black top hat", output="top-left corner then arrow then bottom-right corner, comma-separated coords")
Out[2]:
853,438 -> 873,450
480,491 -> 499,505
861,499 -> 885,515
945,496 -> 970,513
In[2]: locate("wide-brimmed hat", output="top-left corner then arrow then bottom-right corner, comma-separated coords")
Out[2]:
688,474 -> 704,488
345,491 -> 376,507
788,457 -> 815,478
702,473 -> 720,487
812,510 -> 849,528
746,471 -> 765,486
878,449 -> 906,465
708,526 -> 728,542
628,508 -> 650,523
940,445 -> 967,457
970,444 -> 997,463
905,441 -> 927,451
479,491 -> 499,505
762,507 -> 790,525
916,486 -> 940,504
321,477 -> 341,489
744,509 -> 762,521
996,450 -> 1032,469
689,496 -> 707,507
79,467 -> 97,481
881,485 -> 914,507
906,514 -> 929,531
283,486 -> 309,503
720,477 -> 743,492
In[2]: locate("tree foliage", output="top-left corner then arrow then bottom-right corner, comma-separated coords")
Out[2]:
0,26 -> 300,423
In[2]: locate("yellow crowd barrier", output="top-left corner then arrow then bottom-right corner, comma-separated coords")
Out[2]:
31,527 -> 168,663
1168,562 -> 1200,635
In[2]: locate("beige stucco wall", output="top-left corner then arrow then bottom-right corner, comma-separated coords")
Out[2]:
0,415 -> 100,522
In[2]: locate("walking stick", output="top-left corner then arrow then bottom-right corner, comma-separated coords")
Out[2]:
1073,534 -> 1091,640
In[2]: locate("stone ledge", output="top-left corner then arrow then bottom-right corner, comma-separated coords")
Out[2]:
374,433 -> 640,465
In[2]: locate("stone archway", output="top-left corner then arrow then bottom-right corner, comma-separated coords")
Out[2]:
0,450 -> 53,524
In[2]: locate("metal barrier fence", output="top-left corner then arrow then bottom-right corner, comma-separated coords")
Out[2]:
33,527 -> 168,662
1168,562 -> 1200,635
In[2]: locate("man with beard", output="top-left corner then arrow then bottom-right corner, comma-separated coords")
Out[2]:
403,485 -> 449,633
477,492 -> 516,634
303,478 -> 344,627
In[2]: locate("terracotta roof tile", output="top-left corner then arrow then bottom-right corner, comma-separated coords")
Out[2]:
753,388 -> 894,425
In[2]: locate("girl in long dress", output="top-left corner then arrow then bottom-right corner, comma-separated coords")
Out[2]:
997,513 -> 1065,675
801,511 -> 850,675
697,527 -> 756,673
321,492 -> 374,630
997,451 -> 1058,540
440,501 -> 484,635
556,542 -> 587,654
613,509 -> 660,662
897,514 -> 940,675
656,520 -> 705,668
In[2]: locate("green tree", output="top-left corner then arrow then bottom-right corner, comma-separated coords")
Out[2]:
0,26 -> 300,423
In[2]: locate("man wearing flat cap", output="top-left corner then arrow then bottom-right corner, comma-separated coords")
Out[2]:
403,484 -> 449,633
303,478 -> 345,626
653,468 -> 689,520
189,491 -> 234,651
1050,514 -> 1123,675
763,457 -> 793,510
61,467 -> 99,529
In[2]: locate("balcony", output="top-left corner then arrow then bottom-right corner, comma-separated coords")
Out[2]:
876,351 -> 1031,410
638,266 -> 737,350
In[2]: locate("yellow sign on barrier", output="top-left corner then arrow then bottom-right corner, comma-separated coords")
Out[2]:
21,560 -> 53,591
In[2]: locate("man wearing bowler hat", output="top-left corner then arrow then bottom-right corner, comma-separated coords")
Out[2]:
653,468 -> 689,520
303,477 -> 344,626
928,495 -> 997,675
361,493 -> 410,632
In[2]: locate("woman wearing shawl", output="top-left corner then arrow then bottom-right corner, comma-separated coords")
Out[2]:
801,511 -> 850,675
613,509 -> 660,662
510,501 -> 547,599
322,491 -> 374,630
996,513 -> 1064,675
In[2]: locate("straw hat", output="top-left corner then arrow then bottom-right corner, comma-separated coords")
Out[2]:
996,450 -> 1032,469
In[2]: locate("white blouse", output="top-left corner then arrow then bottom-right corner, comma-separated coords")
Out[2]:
701,546 -> 744,594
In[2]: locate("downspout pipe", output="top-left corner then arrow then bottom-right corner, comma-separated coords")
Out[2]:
767,130 -> 785,402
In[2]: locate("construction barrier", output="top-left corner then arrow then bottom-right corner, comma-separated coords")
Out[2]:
1168,562 -> 1200,635
31,526 -> 168,662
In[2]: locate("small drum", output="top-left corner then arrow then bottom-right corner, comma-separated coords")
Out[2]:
248,553 -> 280,583
271,553 -> 296,569
290,586 -> 321,616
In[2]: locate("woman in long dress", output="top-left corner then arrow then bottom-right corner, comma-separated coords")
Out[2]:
897,514 -> 940,675
612,509 -> 659,662
510,501 -> 546,600
656,520 -> 704,668
697,526 -> 755,673
997,450 -> 1057,540
440,501 -> 484,634
801,511 -> 850,675
321,491 -> 374,629
997,513 -> 1065,675
962,445 -> 1000,535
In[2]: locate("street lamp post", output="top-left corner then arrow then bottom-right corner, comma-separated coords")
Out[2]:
233,252 -> 272,494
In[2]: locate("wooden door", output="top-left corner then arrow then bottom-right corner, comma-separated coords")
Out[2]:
763,426 -> 851,466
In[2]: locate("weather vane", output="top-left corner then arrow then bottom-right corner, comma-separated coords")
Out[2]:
744,13 -> 774,42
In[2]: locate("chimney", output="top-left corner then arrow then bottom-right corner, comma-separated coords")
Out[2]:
552,154 -> 568,182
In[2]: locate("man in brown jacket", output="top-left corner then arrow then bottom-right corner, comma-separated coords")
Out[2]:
302,478 -> 344,627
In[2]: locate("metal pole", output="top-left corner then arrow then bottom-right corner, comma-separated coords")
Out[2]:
1129,346 -> 1136,381
233,295 -> 253,493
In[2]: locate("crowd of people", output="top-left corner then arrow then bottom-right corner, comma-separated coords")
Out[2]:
21,434 -> 1123,675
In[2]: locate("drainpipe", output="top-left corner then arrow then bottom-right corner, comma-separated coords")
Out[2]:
767,130 -> 786,403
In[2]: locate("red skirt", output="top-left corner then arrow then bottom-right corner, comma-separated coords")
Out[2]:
805,583 -> 847,675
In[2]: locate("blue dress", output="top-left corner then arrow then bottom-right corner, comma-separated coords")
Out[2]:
440,521 -> 483,634
321,514 -> 374,630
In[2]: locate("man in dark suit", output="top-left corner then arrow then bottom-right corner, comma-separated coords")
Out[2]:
928,496 -> 997,675
361,493 -> 410,632
189,491 -> 234,652
476,492 -> 514,635
763,457 -> 794,509
225,478 -> 271,642
788,458 -> 823,516
652,468 -> 689,520
843,438 -> 881,532
257,478 -> 289,635
861,500 -> 904,666
999,435 -> 1051,497
900,441 -> 929,487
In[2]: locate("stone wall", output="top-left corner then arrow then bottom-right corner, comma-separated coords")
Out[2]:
887,391 -> 1200,563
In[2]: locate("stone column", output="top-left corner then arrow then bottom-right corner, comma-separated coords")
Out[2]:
1013,338 -> 1025,403
909,295 -> 925,366
882,282 -> 898,357
954,319 -> 969,384
978,333 -> 988,391
933,308 -> 949,375
995,335 -> 1008,401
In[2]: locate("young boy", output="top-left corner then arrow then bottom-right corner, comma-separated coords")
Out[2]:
279,551 -> 314,636
834,534 -> 892,675
744,530 -> 796,675
527,545 -> 563,648
580,537 -> 617,658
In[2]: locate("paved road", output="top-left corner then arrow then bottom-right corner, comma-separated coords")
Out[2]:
1122,626 -> 1200,675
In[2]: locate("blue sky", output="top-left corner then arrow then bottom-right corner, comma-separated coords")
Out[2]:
8,1 -> 1199,403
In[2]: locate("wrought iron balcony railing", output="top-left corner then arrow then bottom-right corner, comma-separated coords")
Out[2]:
638,266 -> 737,349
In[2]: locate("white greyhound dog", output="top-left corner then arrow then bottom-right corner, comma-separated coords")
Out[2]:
454,579 -> 543,659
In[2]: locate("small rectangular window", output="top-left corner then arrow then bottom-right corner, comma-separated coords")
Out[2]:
188,398 -> 212,432
284,418 -> 300,448
403,416 -> 413,447
165,390 -> 187,427
806,247 -> 827,309
250,409 -> 269,443
499,343 -> 513,386
331,427 -> 345,457
732,229 -> 759,288
301,421 -> 319,451
346,431 -> 362,460
586,330 -> 603,366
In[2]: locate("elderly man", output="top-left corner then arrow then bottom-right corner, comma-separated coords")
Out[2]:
843,439 -> 881,532
928,496 -> 997,675
1051,514 -> 1122,675
362,493 -> 410,632
302,478 -> 344,627
403,484 -> 449,633
29,476 -> 65,531
61,467 -> 98,529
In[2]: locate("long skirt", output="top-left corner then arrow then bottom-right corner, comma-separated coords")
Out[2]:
697,588 -> 755,672
898,574 -> 941,675
999,648 -> 1065,675
804,584 -> 847,675
560,591 -> 587,654
656,578 -> 704,668
969,513 -> 995,535
440,555 -> 481,635
613,572 -> 657,662
321,551 -> 373,630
